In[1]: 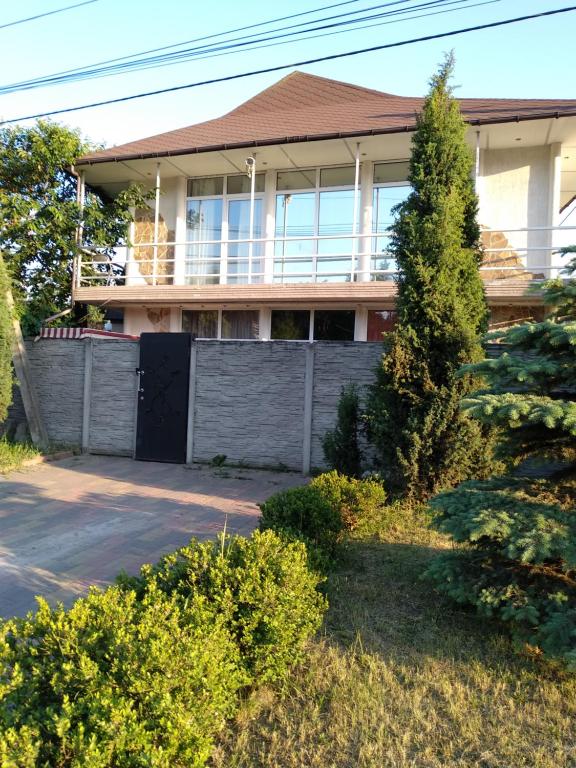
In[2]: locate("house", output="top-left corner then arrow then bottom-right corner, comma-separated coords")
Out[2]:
74,71 -> 576,340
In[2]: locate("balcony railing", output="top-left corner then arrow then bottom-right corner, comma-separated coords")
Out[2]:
76,226 -> 576,289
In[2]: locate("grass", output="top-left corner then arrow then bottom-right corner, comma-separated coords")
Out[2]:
211,505 -> 576,768
0,438 -> 40,473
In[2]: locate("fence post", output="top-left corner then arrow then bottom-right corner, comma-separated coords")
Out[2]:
186,339 -> 198,464
302,343 -> 315,475
81,337 -> 93,452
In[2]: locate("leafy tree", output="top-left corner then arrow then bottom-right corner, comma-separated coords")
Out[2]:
0,121 -> 146,335
365,54 -> 490,500
427,252 -> 576,667
0,254 -> 14,421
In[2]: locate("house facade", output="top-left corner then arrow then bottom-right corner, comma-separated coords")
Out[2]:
74,71 -> 576,340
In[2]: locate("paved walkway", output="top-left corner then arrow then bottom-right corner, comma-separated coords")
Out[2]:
0,455 -> 303,618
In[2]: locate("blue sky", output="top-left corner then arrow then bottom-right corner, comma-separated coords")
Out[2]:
0,0 -> 574,148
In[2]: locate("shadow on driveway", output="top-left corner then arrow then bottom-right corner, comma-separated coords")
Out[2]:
0,455 -> 303,618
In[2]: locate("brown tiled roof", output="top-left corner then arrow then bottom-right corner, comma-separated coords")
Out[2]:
77,71 -> 576,164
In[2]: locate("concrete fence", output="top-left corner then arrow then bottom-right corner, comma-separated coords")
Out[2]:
15,338 -> 383,472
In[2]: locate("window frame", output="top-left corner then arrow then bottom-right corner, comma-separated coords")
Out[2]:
180,308 -> 260,340
186,174 -> 265,285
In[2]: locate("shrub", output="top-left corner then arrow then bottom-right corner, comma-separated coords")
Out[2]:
121,529 -> 327,685
310,470 -> 386,531
259,485 -> 343,554
0,583 -> 244,767
322,384 -> 363,477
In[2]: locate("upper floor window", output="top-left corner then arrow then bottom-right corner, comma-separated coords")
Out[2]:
274,166 -> 357,284
185,174 -> 265,286
372,161 -> 411,280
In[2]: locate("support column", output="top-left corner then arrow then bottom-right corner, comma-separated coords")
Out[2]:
359,161 -> 373,281
186,340 -> 198,464
302,344 -> 315,475
81,337 -> 93,452
174,176 -> 187,286
152,163 -> 161,286
548,142 -> 562,277
263,169 -> 276,284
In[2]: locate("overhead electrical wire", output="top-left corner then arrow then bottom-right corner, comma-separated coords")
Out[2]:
0,0 -> 98,31
1,0 -> 479,94
3,5 -> 574,126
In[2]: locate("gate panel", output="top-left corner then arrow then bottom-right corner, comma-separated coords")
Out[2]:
135,333 -> 191,463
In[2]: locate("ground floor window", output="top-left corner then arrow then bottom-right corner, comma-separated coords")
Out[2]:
270,309 -> 355,341
182,309 -> 259,339
367,310 -> 397,340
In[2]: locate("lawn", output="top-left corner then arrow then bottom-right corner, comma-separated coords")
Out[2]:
212,506 -> 576,768
0,438 -> 39,473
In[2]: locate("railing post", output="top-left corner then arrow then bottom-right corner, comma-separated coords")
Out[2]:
302,343 -> 314,475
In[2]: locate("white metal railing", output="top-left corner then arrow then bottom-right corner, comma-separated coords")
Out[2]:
76,225 -> 576,288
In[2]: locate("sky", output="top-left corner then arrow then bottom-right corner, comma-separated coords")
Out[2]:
0,0 -> 574,149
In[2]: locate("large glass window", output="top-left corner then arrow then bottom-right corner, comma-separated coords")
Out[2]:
372,163 -> 411,280
271,310 -> 310,340
274,166 -> 357,284
182,310 -> 218,338
181,309 -> 259,339
367,310 -> 397,341
222,310 -> 259,339
314,310 -> 355,341
186,174 -> 264,286
186,198 -> 222,285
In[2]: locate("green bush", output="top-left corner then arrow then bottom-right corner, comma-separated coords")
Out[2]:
0,583 -> 244,767
259,485 -> 343,554
310,471 -> 386,531
322,384 -> 363,477
121,530 -> 327,685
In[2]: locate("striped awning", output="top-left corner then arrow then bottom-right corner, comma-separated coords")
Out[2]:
38,328 -> 138,340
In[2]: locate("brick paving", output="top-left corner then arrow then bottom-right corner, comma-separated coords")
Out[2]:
0,455 -> 303,618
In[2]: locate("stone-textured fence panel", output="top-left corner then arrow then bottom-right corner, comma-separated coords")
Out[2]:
192,342 -> 307,469
88,339 -> 139,456
25,340 -> 85,446
15,337 -> 388,471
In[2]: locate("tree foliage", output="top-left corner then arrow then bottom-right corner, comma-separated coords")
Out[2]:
365,55 -> 490,500
322,383 -> 363,477
0,121 -> 147,335
428,252 -> 576,667
0,254 -> 14,421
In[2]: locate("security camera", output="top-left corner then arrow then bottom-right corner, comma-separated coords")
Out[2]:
245,156 -> 256,177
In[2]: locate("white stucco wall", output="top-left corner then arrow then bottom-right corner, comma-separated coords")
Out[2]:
124,307 -> 181,335
479,145 -> 554,272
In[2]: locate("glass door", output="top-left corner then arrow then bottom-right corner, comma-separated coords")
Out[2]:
185,198 -> 223,285
226,197 -> 263,284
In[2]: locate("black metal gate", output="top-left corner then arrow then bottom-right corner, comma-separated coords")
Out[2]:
135,333 -> 191,463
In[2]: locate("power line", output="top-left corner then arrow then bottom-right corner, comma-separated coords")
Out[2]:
1,0 -> 461,93
4,5 -> 575,125
0,0 -> 98,31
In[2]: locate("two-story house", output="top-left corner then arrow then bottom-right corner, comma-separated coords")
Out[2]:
74,71 -> 576,340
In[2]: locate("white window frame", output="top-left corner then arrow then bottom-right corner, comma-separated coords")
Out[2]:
180,307 -> 260,340
185,174 -> 265,285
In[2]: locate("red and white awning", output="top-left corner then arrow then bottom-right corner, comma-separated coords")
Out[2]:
38,328 -> 138,340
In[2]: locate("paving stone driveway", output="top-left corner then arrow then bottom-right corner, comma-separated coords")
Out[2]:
0,455 -> 304,618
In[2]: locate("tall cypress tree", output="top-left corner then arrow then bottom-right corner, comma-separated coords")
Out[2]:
366,55 -> 490,500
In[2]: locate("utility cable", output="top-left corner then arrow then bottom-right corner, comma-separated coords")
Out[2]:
3,5 -> 575,125
0,0 -> 98,30
1,0 -> 462,93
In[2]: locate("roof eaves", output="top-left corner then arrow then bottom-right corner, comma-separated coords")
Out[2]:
76,109 -> 576,166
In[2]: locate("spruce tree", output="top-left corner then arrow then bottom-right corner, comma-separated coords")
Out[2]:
366,55 -> 490,500
427,252 -> 576,667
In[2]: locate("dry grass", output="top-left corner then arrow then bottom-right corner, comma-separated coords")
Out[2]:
211,506 -> 576,768
0,438 -> 39,474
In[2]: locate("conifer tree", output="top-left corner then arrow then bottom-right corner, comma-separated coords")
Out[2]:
428,252 -> 576,667
366,55 -> 490,500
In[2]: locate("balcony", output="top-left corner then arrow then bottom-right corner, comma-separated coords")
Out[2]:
74,224 -> 576,308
